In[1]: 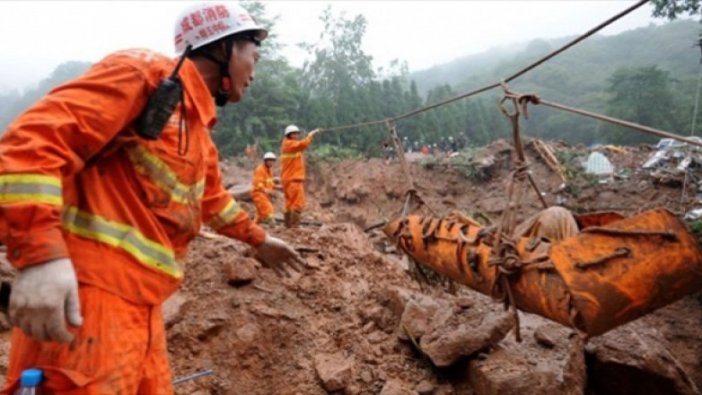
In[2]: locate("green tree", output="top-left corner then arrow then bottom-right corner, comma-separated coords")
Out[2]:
600,66 -> 677,144
299,7 -> 376,149
651,0 -> 701,20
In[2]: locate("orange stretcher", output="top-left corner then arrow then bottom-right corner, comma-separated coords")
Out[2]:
384,208 -> 702,336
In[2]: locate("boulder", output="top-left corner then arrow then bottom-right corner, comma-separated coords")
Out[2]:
314,353 -> 354,392
468,315 -> 586,395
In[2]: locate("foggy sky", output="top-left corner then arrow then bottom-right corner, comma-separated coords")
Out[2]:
0,1 -> 663,92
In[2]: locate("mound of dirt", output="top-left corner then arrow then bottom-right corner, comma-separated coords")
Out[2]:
0,138 -> 700,395
168,224 -> 471,394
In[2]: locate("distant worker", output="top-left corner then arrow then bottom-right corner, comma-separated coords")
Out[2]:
421,144 -> 430,155
244,143 -> 260,162
281,125 -> 320,227
252,152 -> 278,225
383,142 -> 395,164
0,3 -> 304,394
449,136 -> 458,153
456,135 -> 467,151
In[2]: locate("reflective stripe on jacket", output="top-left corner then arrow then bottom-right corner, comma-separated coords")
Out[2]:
251,164 -> 274,193
280,135 -> 313,182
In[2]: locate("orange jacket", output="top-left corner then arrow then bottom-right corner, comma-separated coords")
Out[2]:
0,48 -> 266,305
251,163 -> 274,194
280,136 -> 313,182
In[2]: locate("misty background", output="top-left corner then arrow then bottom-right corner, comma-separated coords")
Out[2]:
0,0 -> 699,157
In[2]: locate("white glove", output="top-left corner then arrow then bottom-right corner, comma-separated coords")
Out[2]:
10,258 -> 83,343
255,235 -> 306,277
308,128 -> 321,138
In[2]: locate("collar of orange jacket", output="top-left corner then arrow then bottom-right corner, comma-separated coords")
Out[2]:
180,58 -> 217,130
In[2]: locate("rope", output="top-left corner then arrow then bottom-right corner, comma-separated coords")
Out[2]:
505,92 -> 702,147
317,0 -> 649,133
487,85 -> 552,343
318,118 -> 388,133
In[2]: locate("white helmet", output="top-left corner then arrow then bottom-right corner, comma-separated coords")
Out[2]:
174,2 -> 268,55
263,152 -> 277,160
284,125 -> 300,136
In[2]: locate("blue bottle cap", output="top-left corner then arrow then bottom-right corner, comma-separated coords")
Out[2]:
20,368 -> 43,387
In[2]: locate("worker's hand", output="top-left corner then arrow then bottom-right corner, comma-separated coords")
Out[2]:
255,235 -> 306,277
308,128 -> 321,138
10,258 -> 83,343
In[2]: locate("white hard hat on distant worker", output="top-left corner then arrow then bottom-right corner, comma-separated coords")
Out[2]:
263,152 -> 277,160
174,2 -> 268,55
284,125 -> 300,136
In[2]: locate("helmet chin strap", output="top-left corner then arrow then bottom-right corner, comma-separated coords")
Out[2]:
214,68 -> 231,107
200,39 -> 234,107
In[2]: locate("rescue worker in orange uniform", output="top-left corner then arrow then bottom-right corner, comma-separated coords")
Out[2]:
280,125 -> 320,227
252,152 -> 279,225
0,3 -> 305,394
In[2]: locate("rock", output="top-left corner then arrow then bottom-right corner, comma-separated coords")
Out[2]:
469,348 -> 544,395
358,305 -> 384,324
468,315 -> 585,395
381,287 -> 414,318
360,369 -> 374,383
367,331 -> 386,345
384,185 -> 402,199
197,309 -> 229,341
643,296 -> 702,391
162,292 -> 186,328
533,324 -> 557,349
235,322 -> 259,345
420,312 -> 514,367
314,353 -> 353,392
416,380 -> 435,395
334,181 -> 370,204
204,248 -> 220,259
319,198 -> 334,208
379,379 -> 415,395
454,297 -> 474,309
249,302 -> 299,320
586,319 -> 700,395
398,295 -> 453,341
598,190 -> 616,202
224,258 -> 257,286
345,384 -> 361,395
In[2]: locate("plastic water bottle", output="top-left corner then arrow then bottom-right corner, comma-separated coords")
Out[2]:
14,368 -> 43,395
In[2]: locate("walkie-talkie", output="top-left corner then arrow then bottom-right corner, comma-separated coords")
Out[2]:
135,46 -> 191,140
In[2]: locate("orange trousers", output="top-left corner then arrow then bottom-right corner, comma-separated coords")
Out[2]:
283,181 -> 305,213
252,191 -> 274,223
2,286 -> 173,395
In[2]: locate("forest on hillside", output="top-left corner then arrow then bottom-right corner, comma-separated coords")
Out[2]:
1,1 -> 701,157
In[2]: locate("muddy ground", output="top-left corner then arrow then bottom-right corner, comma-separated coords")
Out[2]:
2,139 -> 702,394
